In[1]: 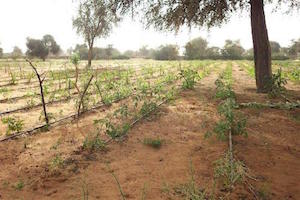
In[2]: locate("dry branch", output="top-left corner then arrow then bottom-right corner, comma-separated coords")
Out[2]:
26,59 -> 49,126
77,75 -> 94,117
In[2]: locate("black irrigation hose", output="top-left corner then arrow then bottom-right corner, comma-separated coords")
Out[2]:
0,86 -> 76,103
0,63 -> 212,142
0,70 -> 179,115
0,67 -> 175,103
0,92 -> 134,142
0,97 -> 72,116
0,75 -> 182,142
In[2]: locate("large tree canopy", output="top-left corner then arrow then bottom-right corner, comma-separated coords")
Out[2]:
112,0 -> 299,29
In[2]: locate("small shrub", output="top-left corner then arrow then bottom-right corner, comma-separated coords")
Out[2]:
214,152 -> 247,190
265,68 -> 287,98
83,132 -> 106,151
143,138 -> 162,149
215,79 -> 235,100
139,101 -> 158,117
100,119 -> 130,139
209,99 -> 247,141
70,53 -> 80,66
9,72 -> 17,85
179,69 -> 200,89
1,117 -> 24,135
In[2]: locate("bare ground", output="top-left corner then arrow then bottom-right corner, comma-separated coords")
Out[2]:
0,63 -> 299,200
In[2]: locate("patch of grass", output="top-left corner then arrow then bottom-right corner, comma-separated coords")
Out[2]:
257,183 -> 271,200
143,138 -> 163,149
161,182 -> 171,194
141,183 -> 148,200
14,180 -> 24,191
50,155 -> 64,169
50,138 -> 62,150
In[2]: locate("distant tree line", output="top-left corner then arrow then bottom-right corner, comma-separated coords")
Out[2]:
71,44 -> 129,60
183,37 -> 300,61
0,37 -> 299,61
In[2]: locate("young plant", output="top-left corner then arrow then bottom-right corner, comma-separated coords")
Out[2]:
95,118 -> 130,139
9,71 -> 17,85
83,132 -> 106,151
179,69 -> 200,89
214,152 -> 247,190
207,98 -> 247,141
139,101 -> 158,118
143,138 -> 162,149
1,117 -> 24,135
215,79 -> 235,100
265,68 -> 287,98
14,180 -> 24,191
50,154 -> 64,169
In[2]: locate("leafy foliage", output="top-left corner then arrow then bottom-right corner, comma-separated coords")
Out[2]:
179,69 -> 199,89
83,132 -> 106,151
143,138 -> 162,149
214,152 -> 247,190
265,68 -> 287,98
1,117 -> 24,135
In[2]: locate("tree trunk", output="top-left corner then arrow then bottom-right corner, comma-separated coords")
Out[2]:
87,47 -> 93,68
250,0 -> 272,93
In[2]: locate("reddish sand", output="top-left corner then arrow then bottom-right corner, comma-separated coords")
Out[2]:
0,63 -> 299,200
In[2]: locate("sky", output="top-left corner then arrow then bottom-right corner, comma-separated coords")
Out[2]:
0,0 -> 299,54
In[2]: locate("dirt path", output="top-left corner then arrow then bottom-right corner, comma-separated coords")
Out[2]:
231,63 -> 300,200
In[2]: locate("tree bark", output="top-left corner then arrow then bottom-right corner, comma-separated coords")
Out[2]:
250,0 -> 272,93
87,47 -> 93,67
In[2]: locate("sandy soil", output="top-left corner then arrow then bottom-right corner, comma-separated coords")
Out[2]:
0,62 -> 299,200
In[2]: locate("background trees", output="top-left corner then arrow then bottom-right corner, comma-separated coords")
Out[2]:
11,46 -> 23,60
42,35 -> 61,56
288,39 -> 300,59
153,45 -> 179,60
111,0 -> 300,92
0,47 -> 3,59
26,35 -> 60,60
26,38 -> 49,61
73,0 -> 119,67
184,37 -> 208,60
221,40 -> 245,60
